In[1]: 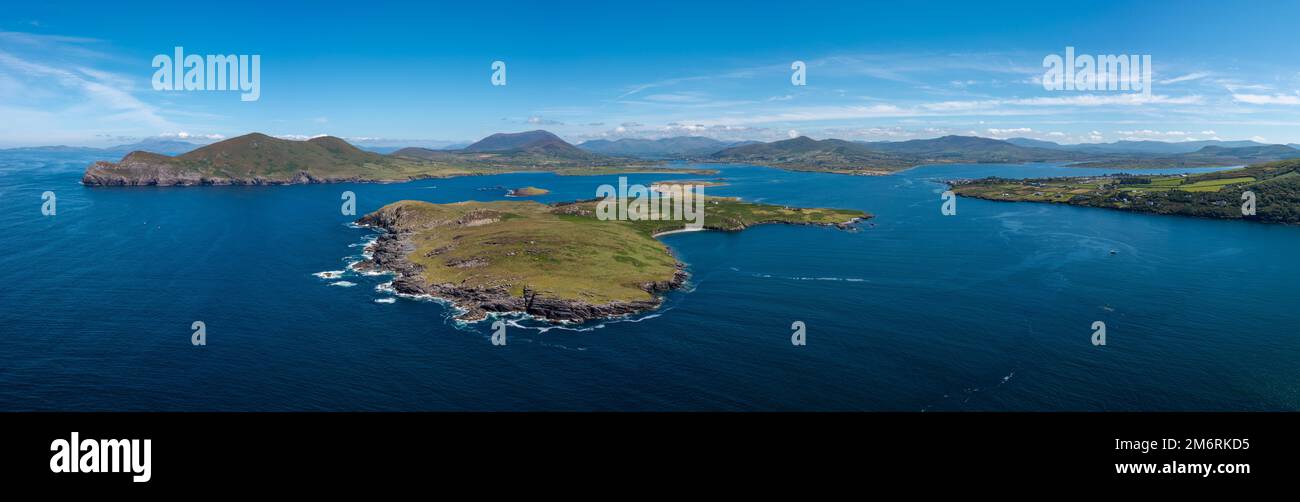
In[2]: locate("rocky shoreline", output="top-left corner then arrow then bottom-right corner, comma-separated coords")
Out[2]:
350,199 -> 868,324
354,211 -> 688,323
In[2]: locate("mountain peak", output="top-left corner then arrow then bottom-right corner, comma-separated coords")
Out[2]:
463,130 -> 567,152
308,135 -> 364,154
458,130 -> 601,161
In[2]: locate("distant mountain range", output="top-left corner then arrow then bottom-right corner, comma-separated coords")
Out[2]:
861,135 -> 1075,160
358,144 -> 470,154
395,130 -> 604,162
66,129 -> 1300,185
81,131 -> 671,186
1005,137 -> 1275,155
3,139 -> 201,156
1075,144 -> 1300,168
578,137 -> 757,158
708,135 -> 1300,174
709,135 -> 1082,173
709,136 -> 915,173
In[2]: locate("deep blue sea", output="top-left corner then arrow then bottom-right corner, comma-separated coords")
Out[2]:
2,152 -> 1297,410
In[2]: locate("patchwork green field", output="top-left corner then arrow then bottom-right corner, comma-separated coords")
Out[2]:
950,159 -> 1300,223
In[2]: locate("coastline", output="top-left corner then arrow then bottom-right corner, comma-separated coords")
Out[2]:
952,190 -> 1293,225
351,218 -> 688,323
352,206 -> 868,324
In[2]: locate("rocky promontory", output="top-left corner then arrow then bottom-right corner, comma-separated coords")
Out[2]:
353,198 -> 869,323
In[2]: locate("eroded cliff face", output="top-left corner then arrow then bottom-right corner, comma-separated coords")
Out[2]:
81,152 -> 207,186
81,151 -> 375,186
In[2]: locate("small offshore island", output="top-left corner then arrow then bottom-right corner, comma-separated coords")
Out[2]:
650,179 -> 728,192
354,197 -> 869,323
950,159 -> 1300,223
506,186 -> 549,197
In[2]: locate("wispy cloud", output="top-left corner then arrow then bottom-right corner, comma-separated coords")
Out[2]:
1160,72 -> 1209,84
1114,129 -> 1220,141
0,31 -> 178,144
526,116 -> 565,125
683,93 -> 1204,127
1233,93 -> 1300,105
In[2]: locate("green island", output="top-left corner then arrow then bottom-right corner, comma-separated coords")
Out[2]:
950,159 -> 1300,223
507,186 -> 550,197
649,179 -> 728,192
354,197 -> 869,322
81,131 -> 713,186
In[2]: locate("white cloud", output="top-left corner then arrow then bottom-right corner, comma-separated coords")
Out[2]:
985,127 -> 1033,138
159,131 -> 225,140
0,51 -> 171,128
0,32 -> 187,145
1233,93 -> 1300,105
1112,129 -> 1223,142
525,116 -> 564,125
992,94 -> 1203,107
684,92 -> 1203,128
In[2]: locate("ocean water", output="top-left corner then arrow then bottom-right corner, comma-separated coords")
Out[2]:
2,152 -> 1297,411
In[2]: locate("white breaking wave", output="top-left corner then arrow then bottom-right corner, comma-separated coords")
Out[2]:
329,281 -> 357,287
348,235 -> 377,248
374,297 -> 396,304
347,259 -> 391,276
313,270 -> 345,279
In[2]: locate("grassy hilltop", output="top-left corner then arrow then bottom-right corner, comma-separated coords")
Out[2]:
356,197 -> 868,321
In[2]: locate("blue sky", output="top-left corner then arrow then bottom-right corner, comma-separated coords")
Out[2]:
3,0 -> 1300,147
